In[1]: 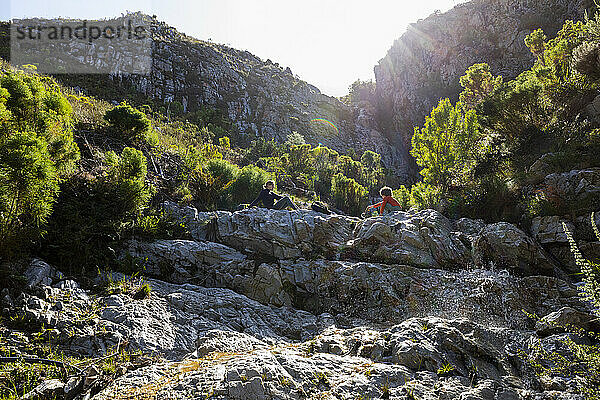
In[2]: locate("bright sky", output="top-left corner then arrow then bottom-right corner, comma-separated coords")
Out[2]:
3,0 -> 467,97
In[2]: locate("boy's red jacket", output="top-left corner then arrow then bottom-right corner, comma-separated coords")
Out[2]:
369,196 -> 401,214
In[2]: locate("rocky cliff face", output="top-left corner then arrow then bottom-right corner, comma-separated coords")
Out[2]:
4,200 -> 598,399
374,0 -> 594,160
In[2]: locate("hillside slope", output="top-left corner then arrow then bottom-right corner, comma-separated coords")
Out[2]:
0,14 -> 408,176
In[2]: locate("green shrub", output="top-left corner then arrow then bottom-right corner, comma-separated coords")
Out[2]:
42,91 -> 73,116
411,98 -> 480,191
0,70 -> 78,257
103,147 -> 152,218
0,132 -> 60,256
393,185 -> 412,210
408,182 -> 443,210
133,283 -> 152,300
42,148 -> 151,271
338,155 -> 364,183
459,63 -> 503,109
207,158 -> 239,185
218,136 -> 230,149
104,103 -> 152,142
284,131 -> 306,146
228,165 -> 271,208
564,213 -> 600,309
331,173 -> 367,216
205,158 -> 240,207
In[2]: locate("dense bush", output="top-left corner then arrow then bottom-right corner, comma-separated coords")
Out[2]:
103,147 -> 152,218
459,63 -> 503,109
411,98 -> 480,191
0,132 -> 60,255
43,148 -> 152,271
331,173 -> 368,216
104,102 -> 152,142
0,70 -> 79,257
228,165 -> 272,207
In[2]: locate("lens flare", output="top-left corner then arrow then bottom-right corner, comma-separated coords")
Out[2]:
310,118 -> 339,134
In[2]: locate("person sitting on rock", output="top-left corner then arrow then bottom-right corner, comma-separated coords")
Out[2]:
248,180 -> 299,210
364,186 -> 402,216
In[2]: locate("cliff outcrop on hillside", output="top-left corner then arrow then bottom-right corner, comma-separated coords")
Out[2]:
374,0 -> 594,161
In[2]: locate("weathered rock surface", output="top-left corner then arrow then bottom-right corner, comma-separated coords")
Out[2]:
544,168 -> 600,213
163,202 -> 360,260
160,203 -> 558,276
347,210 -> 472,268
531,216 -> 574,244
5,211 -> 597,400
473,222 -> 556,275
15,267 -> 328,359
121,236 -> 587,327
8,198 -> 600,399
94,317 -> 584,400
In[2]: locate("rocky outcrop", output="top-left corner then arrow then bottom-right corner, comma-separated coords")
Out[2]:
544,168 -> 600,213
347,210 -> 472,268
160,203 -> 556,275
5,201 -> 597,399
374,0 -> 593,159
473,222 -> 556,275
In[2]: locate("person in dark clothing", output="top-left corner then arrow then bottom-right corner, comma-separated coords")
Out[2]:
249,180 -> 299,210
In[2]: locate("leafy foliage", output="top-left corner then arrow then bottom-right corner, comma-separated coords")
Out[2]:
459,63 -> 503,109
410,98 -> 480,191
0,70 -> 79,257
331,173 -> 368,216
42,148 -> 153,271
104,102 -> 152,143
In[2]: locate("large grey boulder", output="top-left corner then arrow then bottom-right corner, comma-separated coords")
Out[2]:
24,259 -> 64,289
347,209 -> 472,268
473,222 -> 556,275
535,306 -> 600,336
530,216 -> 574,244
544,168 -> 600,212
163,202 -> 359,260
123,239 -> 249,284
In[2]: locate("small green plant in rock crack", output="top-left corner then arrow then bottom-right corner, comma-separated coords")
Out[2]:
277,374 -> 291,387
406,387 -> 418,400
104,271 -> 152,300
240,374 -> 248,382
304,339 -> 317,356
133,283 -> 152,300
311,371 -> 330,388
437,363 -> 456,377
381,378 -> 391,399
